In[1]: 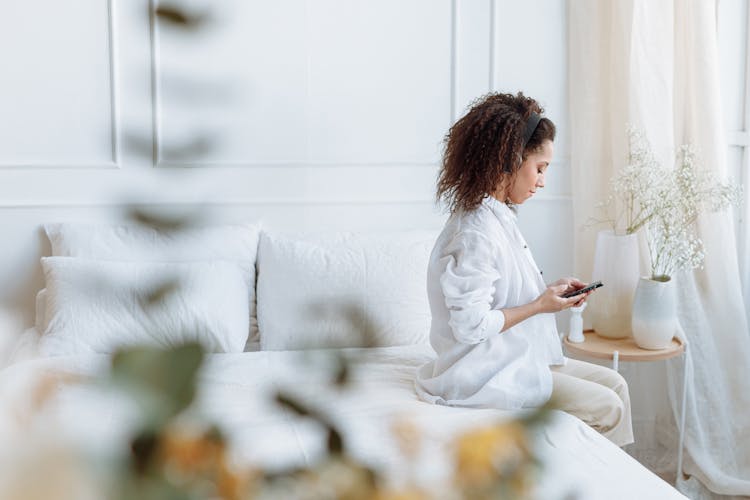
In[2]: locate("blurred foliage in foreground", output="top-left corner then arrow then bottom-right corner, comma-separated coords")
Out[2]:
100,343 -> 555,500
1,2 -> 560,498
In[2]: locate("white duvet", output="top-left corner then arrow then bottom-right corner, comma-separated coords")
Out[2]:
0,331 -> 686,500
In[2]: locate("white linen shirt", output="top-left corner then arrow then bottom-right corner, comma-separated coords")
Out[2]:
415,196 -> 565,409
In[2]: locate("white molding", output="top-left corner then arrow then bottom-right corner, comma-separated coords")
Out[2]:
150,1 -> 457,169
0,196 -> 572,209
0,163 -> 120,170
0,199 -> 440,209
729,130 -> 750,146
150,0 -> 161,166
745,0 -> 750,137
489,0 -> 496,90
739,0 -> 750,273
107,0 -> 121,166
155,161 -> 439,169
450,0 -> 458,122
125,158 -> 570,169
0,0 -> 121,170
0,159 -> 568,172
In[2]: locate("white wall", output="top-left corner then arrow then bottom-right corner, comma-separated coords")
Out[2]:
1,0 -> 745,472
719,0 -> 748,199
0,0 -> 572,326
718,0 -> 750,315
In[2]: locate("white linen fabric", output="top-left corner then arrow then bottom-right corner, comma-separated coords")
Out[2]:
0,343 -> 687,499
44,222 -> 262,345
416,196 -> 564,410
34,289 -> 47,333
551,358 -> 634,447
38,257 -> 250,355
5,327 -> 41,365
569,1 -> 750,497
256,230 -> 436,350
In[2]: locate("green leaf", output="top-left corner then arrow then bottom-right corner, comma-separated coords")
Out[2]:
130,430 -> 160,476
109,343 -> 205,429
327,427 -> 343,455
274,391 -> 348,455
143,279 -> 181,307
274,392 -> 312,418
125,206 -> 198,233
154,5 -> 210,30
333,354 -> 350,387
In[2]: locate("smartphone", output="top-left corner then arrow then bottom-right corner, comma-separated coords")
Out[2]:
561,280 -> 603,298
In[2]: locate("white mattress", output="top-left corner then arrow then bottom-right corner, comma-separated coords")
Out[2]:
0,329 -> 687,499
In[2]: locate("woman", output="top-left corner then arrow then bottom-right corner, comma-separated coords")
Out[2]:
415,92 -> 633,447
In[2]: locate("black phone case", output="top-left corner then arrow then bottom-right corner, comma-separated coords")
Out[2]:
562,282 -> 602,298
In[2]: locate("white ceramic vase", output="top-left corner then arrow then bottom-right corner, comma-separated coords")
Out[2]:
631,276 -> 676,350
589,230 -> 640,339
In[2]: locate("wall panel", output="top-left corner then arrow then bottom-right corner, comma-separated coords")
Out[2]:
155,0 -> 453,166
493,0 -> 568,158
717,0 -> 749,312
0,0 -> 573,329
0,0 -> 117,166
454,0 -> 491,119
718,0 -> 748,136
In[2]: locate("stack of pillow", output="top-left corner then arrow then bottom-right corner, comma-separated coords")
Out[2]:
36,223 -> 437,356
39,223 -> 262,356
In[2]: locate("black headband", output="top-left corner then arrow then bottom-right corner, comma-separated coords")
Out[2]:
522,112 -> 542,147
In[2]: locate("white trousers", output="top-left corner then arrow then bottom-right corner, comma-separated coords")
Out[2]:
551,358 -> 634,447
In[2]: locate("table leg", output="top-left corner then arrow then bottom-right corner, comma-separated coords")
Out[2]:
612,350 -> 619,372
676,345 -> 688,484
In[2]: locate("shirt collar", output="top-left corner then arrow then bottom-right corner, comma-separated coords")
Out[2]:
481,195 -> 517,222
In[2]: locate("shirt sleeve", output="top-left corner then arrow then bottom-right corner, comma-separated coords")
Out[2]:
439,230 -> 505,344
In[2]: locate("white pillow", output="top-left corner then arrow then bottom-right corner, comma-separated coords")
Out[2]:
257,230 -> 437,350
39,257 -> 250,356
44,222 -> 261,345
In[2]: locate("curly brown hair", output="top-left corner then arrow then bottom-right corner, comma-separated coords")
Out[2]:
436,92 -> 556,213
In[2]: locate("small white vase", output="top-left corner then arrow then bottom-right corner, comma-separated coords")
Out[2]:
567,302 -> 587,343
589,230 -> 640,339
631,276 -> 677,350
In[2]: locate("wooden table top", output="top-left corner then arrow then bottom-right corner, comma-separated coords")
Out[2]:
563,330 -> 684,362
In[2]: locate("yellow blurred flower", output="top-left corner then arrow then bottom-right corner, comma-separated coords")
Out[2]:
160,426 -> 225,476
371,488 -> 429,500
30,371 -> 86,413
0,443 -> 103,500
306,455 -> 378,500
454,420 -> 534,496
157,424 -> 255,499
390,417 -> 422,460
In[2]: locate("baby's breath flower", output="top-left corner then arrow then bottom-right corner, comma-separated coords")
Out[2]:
596,127 -> 741,279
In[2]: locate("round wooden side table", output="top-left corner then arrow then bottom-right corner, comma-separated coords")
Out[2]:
563,329 -> 688,485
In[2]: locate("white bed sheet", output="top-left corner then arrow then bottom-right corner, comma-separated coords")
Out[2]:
0,330 -> 687,499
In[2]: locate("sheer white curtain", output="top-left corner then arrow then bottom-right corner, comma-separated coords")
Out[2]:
743,168 -> 750,323
569,1 -> 750,498
742,73 -> 750,323
744,178 -> 750,325
741,2 -> 750,325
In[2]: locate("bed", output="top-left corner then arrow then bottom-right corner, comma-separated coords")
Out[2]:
0,222 -> 688,499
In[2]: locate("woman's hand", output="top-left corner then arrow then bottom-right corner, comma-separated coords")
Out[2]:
548,277 -> 587,297
535,284 -> 589,313
499,277 -> 590,332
